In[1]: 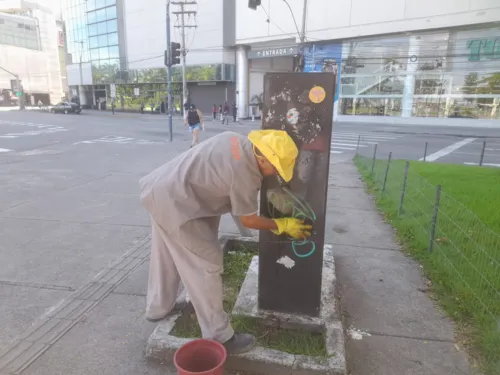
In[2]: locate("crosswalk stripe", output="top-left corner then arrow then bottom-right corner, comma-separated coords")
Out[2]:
333,132 -> 402,138
330,150 -> 343,154
331,146 -> 356,150
333,139 -> 377,144
333,135 -> 398,140
0,148 -> 13,153
331,142 -> 371,147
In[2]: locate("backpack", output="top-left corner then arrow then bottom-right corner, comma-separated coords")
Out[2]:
187,109 -> 200,125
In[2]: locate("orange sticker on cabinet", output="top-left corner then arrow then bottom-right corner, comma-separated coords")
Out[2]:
309,86 -> 326,104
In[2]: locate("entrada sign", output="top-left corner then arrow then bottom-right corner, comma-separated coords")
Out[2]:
248,46 -> 298,59
466,37 -> 500,61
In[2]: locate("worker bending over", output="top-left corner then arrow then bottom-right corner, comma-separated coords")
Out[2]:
139,130 -> 311,354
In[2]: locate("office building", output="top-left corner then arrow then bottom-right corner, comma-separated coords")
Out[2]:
62,0 -> 235,111
0,0 -> 64,105
236,0 -> 500,125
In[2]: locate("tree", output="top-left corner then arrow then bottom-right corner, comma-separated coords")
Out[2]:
462,72 -> 479,96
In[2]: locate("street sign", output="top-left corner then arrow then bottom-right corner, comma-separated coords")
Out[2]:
258,72 -> 335,317
248,46 -> 299,59
110,84 -> 116,98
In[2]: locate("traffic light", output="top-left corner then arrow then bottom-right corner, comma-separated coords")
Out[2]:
171,42 -> 181,66
248,0 -> 261,10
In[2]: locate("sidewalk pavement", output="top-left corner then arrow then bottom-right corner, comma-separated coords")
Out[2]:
0,153 -> 472,374
326,159 -> 473,375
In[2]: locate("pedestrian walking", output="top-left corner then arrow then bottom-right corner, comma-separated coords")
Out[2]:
218,104 -> 223,121
232,102 -> 237,122
222,101 -> 229,125
139,129 -> 310,354
140,101 -> 145,114
111,100 -> 115,115
212,104 -> 217,121
184,104 -> 204,148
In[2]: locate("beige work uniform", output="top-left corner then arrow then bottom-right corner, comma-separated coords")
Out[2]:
139,131 -> 262,342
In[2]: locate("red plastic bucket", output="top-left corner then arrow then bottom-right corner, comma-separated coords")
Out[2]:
174,339 -> 227,375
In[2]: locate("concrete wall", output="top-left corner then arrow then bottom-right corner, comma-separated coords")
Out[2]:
123,0 -> 231,70
236,0 -> 500,44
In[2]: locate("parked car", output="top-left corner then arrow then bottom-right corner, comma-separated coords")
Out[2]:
50,102 -> 81,114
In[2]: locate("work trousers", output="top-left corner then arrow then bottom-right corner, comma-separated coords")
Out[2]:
146,216 -> 234,343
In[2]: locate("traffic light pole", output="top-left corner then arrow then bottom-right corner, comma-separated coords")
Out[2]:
166,0 -> 173,141
0,66 -> 24,110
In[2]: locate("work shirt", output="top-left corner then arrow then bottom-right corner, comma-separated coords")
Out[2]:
139,132 -> 262,234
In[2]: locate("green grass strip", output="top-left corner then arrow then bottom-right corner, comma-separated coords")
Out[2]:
354,155 -> 500,375
171,246 -> 326,357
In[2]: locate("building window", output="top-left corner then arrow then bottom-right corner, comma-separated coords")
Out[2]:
95,8 -> 106,22
97,21 -> 107,34
98,34 -> 107,46
87,11 -> 96,24
95,0 -> 106,9
109,45 -> 119,58
89,36 -> 98,48
106,6 -> 117,19
88,24 -> 97,36
107,32 -> 118,45
107,19 -> 117,33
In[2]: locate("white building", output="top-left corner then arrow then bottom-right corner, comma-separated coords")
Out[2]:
0,0 -> 64,105
236,0 -> 500,125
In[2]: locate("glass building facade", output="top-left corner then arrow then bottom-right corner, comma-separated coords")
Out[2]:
62,0 -> 121,83
303,24 -> 500,122
337,25 -> 500,121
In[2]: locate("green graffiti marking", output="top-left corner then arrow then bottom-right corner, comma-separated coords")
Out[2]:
267,188 -> 317,259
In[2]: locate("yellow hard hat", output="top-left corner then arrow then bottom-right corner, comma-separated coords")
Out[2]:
248,129 -> 298,182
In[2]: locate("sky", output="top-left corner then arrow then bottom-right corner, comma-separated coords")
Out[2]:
41,0 -> 61,13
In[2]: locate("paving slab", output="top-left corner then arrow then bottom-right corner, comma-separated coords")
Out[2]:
0,287 -> 70,354
346,334 -> 471,375
113,262 -> 148,296
326,206 -> 398,250
21,294 -> 177,375
1,189 -> 148,227
335,245 -> 454,341
0,218 -> 148,287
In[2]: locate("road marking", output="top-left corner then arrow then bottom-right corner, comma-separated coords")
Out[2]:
331,150 -> 343,154
419,138 -> 476,162
74,135 -> 163,145
464,162 -> 500,168
331,146 -> 356,150
0,148 -> 13,153
333,134 -> 399,140
332,142 -> 374,147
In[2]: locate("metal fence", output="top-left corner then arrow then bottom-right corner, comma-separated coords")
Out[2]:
354,143 -> 500,362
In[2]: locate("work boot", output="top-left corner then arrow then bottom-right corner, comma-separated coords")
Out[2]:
223,333 -> 256,354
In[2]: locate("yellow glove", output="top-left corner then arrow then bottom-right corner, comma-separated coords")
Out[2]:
272,218 -> 313,240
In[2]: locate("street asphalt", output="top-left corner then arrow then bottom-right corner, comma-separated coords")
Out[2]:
0,108 -> 480,374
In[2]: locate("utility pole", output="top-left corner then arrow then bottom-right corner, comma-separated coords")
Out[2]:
0,66 -> 24,110
172,1 -> 197,116
77,40 -> 84,99
166,0 -> 173,141
300,0 -> 308,44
